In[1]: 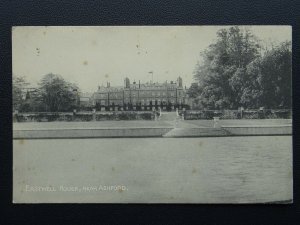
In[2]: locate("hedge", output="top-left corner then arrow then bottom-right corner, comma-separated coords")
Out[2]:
183,109 -> 292,120
14,111 -> 157,122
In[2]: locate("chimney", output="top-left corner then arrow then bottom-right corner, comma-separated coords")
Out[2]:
177,76 -> 183,87
125,77 -> 130,88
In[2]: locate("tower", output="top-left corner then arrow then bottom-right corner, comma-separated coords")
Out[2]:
177,76 -> 183,88
124,77 -> 130,88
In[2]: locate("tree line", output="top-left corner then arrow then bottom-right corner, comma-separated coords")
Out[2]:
187,26 -> 292,110
13,73 -> 79,112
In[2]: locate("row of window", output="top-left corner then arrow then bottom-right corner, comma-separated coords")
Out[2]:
98,99 -> 185,105
97,97 -> 185,102
125,86 -> 179,90
96,91 -> 184,98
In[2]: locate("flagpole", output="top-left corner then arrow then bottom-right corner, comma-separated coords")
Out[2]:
152,72 -> 153,83
148,71 -> 153,84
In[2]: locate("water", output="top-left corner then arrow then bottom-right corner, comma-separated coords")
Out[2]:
13,136 -> 292,203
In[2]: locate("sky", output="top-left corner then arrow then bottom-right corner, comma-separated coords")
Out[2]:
12,26 -> 292,92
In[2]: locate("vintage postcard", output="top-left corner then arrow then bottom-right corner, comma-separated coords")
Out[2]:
12,26 -> 292,203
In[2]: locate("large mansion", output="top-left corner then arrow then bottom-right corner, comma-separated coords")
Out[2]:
80,77 -> 190,111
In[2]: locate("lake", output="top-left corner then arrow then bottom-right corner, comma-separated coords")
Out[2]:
13,136 -> 293,203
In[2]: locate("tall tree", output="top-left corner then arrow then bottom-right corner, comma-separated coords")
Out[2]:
38,73 -> 79,112
12,75 -> 29,111
187,83 -> 201,98
257,41 -> 292,108
192,26 -> 267,109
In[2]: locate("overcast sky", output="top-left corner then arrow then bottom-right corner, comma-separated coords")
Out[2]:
12,26 -> 291,92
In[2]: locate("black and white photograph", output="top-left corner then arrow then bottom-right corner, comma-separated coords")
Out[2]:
12,26 -> 292,203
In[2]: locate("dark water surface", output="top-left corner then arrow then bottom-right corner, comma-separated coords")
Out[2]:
13,136 -> 292,203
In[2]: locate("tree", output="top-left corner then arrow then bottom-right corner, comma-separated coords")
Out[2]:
192,26 -> 292,110
187,83 -> 201,98
255,41 -> 291,108
38,73 -> 79,112
239,58 -> 263,108
12,75 -> 30,111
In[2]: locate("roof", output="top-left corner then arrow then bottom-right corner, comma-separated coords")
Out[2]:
97,86 -> 124,92
80,92 -> 93,98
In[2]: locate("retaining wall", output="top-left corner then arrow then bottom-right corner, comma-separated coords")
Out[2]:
13,127 -> 173,139
222,125 -> 292,136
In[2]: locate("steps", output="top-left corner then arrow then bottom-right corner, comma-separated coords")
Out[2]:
159,112 -> 179,121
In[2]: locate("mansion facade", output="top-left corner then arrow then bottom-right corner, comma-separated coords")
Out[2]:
80,77 -> 190,111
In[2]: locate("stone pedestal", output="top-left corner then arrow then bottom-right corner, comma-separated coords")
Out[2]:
13,110 -> 18,122
213,117 -> 221,128
92,109 -> 96,121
